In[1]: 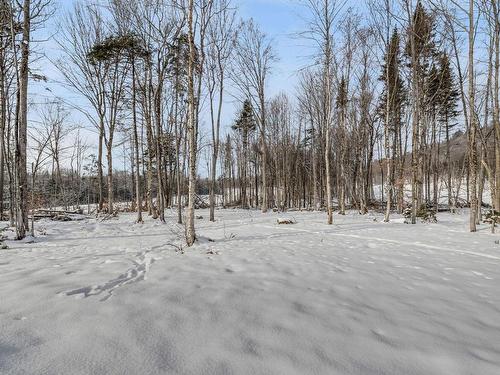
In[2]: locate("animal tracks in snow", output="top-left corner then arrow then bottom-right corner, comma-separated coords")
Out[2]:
2,211 -> 500,375
65,250 -> 156,301
257,223 -> 500,261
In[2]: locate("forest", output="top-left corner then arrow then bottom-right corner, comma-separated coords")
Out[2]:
2,1 -> 500,374
0,0 -> 497,243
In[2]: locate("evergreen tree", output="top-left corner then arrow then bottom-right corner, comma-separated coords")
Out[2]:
436,52 -> 460,208
436,52 -> 460,129
87,33 -> 150,217
425,63 -> 440,118
379,28 -> 406,221
166,33 -> 191,95
379,29 -> 406,134
406,1 -> 436,68
336,76 -> 348,110
405,0 -> 437,222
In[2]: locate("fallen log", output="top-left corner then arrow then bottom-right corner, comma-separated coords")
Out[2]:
277,218 -> 296,225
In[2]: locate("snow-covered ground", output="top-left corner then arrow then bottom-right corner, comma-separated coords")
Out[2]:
1,209 -> 499,374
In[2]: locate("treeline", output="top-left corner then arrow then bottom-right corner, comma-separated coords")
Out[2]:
0,0 -> 498,244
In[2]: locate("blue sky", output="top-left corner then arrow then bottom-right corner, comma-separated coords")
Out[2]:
29,0 -> 477,175
239,0 -> 305,94
29,0 -> 310,172
39,0 -> 306,101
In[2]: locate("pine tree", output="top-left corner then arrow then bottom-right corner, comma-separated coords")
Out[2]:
406,0 -> 437,223
380,29 -> 406,133
406,1 -> 437,76
436,52 -> 460,209
379,28 -> 406,221
166,34 -> 192,95
88,33 -> 149,221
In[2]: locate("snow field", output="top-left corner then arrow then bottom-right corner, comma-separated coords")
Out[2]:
0,209 -> 499,374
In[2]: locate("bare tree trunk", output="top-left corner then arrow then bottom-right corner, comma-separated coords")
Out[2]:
241,130 -> 248,208
154,83 -> 165,221
446,114 -> 453,211
432,118 -> 438,209
185,0 -> 196,246
144,69 -> 154,216
311,125 -> 319,209
132,61 -> 142,223
410,12 -> 419,225
325,110 -> 332,224
107,147 -> 113,214
209,132 -> 218,221
478,148 -> 485,224
383,30 -> 391,222
209,77 -> 223,221
493,0 -> 500,212
97,119 -> 104,212
16,0 -> 30,239
0,51 -> 5,220
175,109 -> 182,224
260,91 -> 268,213
31,163 -> 35,237
324,1 -> 333,225
468,0 -> 478,232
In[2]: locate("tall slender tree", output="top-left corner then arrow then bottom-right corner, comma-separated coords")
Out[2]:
232,99 -> 256,209
435,52 -> 459,210
380,28 -> 405,222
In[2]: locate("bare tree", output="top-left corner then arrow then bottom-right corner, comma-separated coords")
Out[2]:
467,0 -> 478,232
231,19 -> 276,213
57,2 -> 108,213
205,0 -> 235,222
14,0 -> 31,238
301,0 -> 345,224
185,0 -> 197,246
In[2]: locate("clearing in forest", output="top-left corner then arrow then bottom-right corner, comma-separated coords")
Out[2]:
0,209 -> 499,375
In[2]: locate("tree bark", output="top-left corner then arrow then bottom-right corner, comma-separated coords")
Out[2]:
185,0 -> 197,246
468,0 -> 478,232
16,0 -> 30,239
132,61 -> 142,223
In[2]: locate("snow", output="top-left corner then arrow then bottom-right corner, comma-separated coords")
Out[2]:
1,209 -> 500,374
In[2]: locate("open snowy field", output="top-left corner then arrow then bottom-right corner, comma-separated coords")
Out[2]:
1,209 -> 500,374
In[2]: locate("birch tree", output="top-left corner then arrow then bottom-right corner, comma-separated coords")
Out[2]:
301,0 -> 344,224
232,19 -> 275,213
206,0 -> 235,221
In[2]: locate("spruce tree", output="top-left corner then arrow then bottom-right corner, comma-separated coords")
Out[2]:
380,29 -> 406,134
436,52 -> 460,209
405,0 -> 437,222
379,28 -> 406,221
